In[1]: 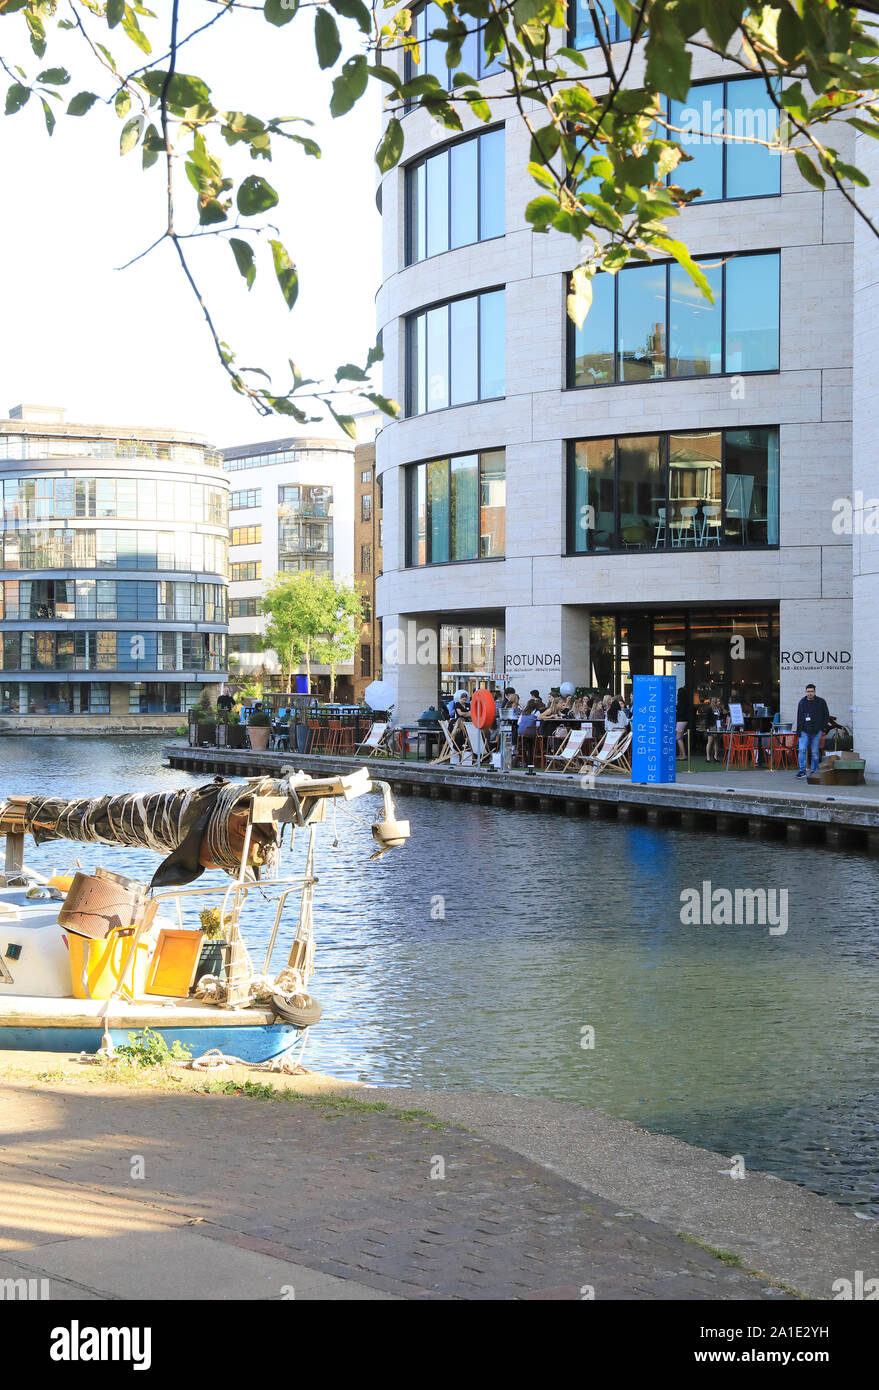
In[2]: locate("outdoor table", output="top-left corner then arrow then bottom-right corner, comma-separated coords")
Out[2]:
396,724 -> 440,761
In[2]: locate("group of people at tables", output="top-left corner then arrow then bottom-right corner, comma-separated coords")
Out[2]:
443,686 -> 631,764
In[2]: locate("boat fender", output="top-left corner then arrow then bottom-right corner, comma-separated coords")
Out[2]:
271,991 -> 322,1027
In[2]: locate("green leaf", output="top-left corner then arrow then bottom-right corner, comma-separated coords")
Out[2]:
269,238 -> 299,309
794,148 -> 826,189
199,199 -> 229,226
115,88 -> 131,118
230,237 -> 257,290
655,236 -> 713,302
375,116 -> 404,173
330,54 -> 368,118
37,68 -> 70,87
525,194 -> 558,228
67,91 -> 99,116
107,0 -> 125,28
26,12 -> 46,59
644,29 -> 691,103
121,5 -> 152,56
329,0 -> 372,35
264,0 -> 298,26
237,173 -> 279,215
335,363 -> 368,382
324,400 -> 357,439
315,10 -> 342,69
365,393 -> 398,417
142,123 -> 162,168
5,84 -> 31,116
96,45 -> 118,74
40,96 -> 55,135
566,265 -> 593,330
141,71 -> 212,108
120,114 -> 144,154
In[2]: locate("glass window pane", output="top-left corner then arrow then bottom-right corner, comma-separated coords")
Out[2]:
426,305 -> 449,410
668,430 -> 721,549
450,138 -> 478,249
617,435 -> 665,550
572,0 -> 611,50
410,464 -> 427,565
479,128 -> 505,240
670,83 -> 724,202
409,161 -> 426,263
479,450 -> 505,557
426,148 -> 449,257
669,260 -> 723,376
725,77 -> 781,198
572,438 -> 615,551
618,264 -> 666,381
450,454 -> 478,559
410,313 -> 427,415
427,459 -> 450,563
571,270 -> 614,385
479,290 -> 505,398
724,252 -> 779,372
450,296 -> 479,404
724,427 -> 778,546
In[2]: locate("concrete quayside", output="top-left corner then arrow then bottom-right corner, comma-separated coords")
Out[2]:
165,744 -> 879,853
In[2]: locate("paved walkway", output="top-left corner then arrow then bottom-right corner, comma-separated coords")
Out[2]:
0,1069 -> 803,1302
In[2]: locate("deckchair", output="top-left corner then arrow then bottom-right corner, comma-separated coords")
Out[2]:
354,721 -> 393,758
544,724 -> 590,773
463,721 -> 493,767
431,720 -> 459,765
582,727 -> 632,776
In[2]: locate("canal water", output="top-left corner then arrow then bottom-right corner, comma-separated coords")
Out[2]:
2,737 -> 876,1213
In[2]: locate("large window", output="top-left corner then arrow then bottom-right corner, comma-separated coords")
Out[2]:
568,427 -> 779,553
407,289 -> 505,414
0,631 -> 226,672
570,0 -> 631,49
0,578 -> 225,623
569,251 -> 780,387
230,597 -> 262,618
406,129 -> 505,265
406,450 -> 505,566
669,78 -> 781,202
0,528 -> 227,575
230,562 -> 261,582
230,488 -> 261,510
1,477 -> 227,525
407,3 -> 503,87
231,526 -> 261,546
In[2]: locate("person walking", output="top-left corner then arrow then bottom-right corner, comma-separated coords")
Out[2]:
795,683 -> 831,778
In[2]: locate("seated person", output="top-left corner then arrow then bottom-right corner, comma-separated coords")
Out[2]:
449,692 -> 471,749
604,697 -> 630,732
516,707 -> 539,762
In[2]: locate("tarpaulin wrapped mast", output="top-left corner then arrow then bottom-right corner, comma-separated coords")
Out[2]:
3,777 -> 282,889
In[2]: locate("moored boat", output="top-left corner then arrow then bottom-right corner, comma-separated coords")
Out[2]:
0,767 -> 409,1065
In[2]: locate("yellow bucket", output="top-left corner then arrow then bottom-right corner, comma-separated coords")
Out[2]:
68,928 -> 151,1001
49,875 -> 75,893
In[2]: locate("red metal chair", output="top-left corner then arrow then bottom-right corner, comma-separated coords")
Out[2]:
772,732 -> 798,769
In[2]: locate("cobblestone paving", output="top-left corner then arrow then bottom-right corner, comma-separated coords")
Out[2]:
0,1083 -> 795,1300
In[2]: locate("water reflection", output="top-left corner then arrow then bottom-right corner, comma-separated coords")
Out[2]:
1,736 -> 876,1212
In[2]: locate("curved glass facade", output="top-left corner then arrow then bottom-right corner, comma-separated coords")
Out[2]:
0,431 -> 228,718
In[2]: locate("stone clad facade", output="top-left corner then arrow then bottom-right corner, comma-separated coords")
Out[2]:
375,32 -> 856,737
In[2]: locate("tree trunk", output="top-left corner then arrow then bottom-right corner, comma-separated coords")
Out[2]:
329,663 -> 336,703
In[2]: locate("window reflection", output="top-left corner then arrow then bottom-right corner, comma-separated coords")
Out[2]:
407,290 -> 505,414
569,427 -> 778,552
406,128 -> 505,265
407,451 -> 505,565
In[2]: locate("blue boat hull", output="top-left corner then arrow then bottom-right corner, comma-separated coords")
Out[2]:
0,1022 -> 303,1064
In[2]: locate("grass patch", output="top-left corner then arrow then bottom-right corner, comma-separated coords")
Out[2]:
678,1232 -> 810,1298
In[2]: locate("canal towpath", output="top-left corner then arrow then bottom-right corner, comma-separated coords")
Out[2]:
1,1053 -> 876,1301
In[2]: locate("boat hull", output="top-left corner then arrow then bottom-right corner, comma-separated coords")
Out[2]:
0,1022 -> 302,1063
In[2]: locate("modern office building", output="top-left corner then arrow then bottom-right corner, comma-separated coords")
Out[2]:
0,406 -> 228,729
224,435 -> 356,698
375,13 -> 857,739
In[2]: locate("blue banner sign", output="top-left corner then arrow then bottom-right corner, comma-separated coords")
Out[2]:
631,675 -> 677,783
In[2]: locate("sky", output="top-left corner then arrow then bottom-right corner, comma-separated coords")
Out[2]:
0,1 -> 383,448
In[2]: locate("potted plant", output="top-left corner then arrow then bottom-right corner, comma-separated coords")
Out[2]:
226,708 -> 248,749
247,708 -> 272,751
194,907 -> 231,985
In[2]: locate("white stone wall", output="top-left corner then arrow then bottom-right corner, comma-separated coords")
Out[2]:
851,129 -> 879,762
375,40 -> 855,723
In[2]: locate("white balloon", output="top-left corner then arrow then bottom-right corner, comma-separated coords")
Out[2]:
560,681 -> 575,697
